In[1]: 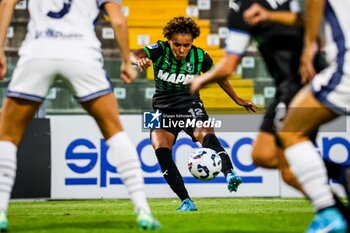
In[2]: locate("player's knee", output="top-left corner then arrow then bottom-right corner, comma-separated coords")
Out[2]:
251,147 -> 278,168
194,128 -> 214,143
151,131 -> 175,149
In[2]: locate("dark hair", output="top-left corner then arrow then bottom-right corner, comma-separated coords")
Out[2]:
163,16 -> 200,40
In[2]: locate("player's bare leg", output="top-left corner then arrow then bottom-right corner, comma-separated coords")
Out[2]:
252,132 -> 278,168
276,147 -> 304,193
0,97 -> 41,232
0,97 -> 41,145
151,130 -> 175,149
81,93 -> 160,230
252,132 -> 303,193
278,87 -> 346,233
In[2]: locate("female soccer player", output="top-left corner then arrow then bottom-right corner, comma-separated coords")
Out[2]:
131,16 -> 257,211
0,0 -> 160,230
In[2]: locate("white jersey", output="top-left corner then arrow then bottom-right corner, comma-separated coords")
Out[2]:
311,0 -> 350,114
18,0 -> 121,64
323,0 -> 350,64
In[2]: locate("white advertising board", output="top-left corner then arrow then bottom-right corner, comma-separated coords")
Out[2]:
50,115 -> 350,199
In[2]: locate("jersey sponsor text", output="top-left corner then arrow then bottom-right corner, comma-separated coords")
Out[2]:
157,69 -> 195,85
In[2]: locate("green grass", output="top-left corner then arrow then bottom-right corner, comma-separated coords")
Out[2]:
7,198 -> 313,233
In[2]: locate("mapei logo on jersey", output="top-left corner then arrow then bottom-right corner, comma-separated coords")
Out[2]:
157,69 -> 195,85
143,110 -> 162,129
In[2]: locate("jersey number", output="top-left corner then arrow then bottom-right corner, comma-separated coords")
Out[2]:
47,0 -> 73,19
188,108 -> 204,118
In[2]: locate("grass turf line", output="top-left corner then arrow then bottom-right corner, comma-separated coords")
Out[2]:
8,198 -> 313,233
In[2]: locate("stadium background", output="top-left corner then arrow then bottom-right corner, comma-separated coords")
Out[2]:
2,0 -> 350,200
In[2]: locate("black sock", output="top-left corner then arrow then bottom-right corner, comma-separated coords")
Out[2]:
333,194 -> 350,226
343,166 -> 350,203
324,159 -> 342,180
202,134 -> 233,177
155,147 -> 189,201
324,161 -> 350,205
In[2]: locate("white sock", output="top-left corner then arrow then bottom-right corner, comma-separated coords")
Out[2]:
107,132 -> 151,214
0,141 -> 17,213
285,141 -> 335,211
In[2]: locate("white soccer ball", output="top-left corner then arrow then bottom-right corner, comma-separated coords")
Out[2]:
188,148 -> 222,180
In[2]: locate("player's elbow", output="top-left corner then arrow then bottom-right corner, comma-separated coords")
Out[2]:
110,17 -> 128,30
218,65 -> 235,78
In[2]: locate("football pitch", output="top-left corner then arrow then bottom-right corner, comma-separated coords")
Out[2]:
7,198 -> 313,233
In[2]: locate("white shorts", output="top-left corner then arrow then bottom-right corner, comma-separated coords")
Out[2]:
7,59 -> 112,102
311,51 -> 350,114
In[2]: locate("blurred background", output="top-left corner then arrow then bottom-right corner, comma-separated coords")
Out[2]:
2,0 -> 278,115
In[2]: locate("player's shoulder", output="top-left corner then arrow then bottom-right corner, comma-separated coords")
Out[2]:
145,40 -> 166,50
200,48 -> 212,60
191,44 -> 204,53
146,44 -> 160,50
191,44 -> 199,51
191,45 -> 209,57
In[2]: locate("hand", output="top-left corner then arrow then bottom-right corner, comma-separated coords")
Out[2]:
0,51 -> 7,80
189,76 -> 204,95
121,62 -> 137,84
243,3 -> 269,26
235,98 -> 258,113
299,44 -> 316,84
137,57 -> 153,71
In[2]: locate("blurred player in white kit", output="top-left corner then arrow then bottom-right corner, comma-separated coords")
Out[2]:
0,0 -> 161,231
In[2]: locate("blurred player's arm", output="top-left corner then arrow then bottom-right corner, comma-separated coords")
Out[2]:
190,53 -> 240,93
216,78 -> 240,102
217,79 -> 257,112
193,53 -> 257,112
299,0 -> 325,82
103,2 -> 136,84
243,3 -> 303,27
191,11 -> 250,94
0,0 -> 20,79
201,52 -> 257,112
130,49 -> 153,71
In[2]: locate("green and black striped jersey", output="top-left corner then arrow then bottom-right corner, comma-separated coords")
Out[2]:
144,40 -> 213,109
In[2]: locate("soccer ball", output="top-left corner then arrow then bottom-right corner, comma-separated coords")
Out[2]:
188,148 -> 222,180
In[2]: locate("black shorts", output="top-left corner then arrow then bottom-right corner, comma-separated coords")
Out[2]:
260,81 -> 319,146
263,80 -> 324,148
260,52 -> 327,142
150,100 -> 209,142
260,79 -> 301,134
